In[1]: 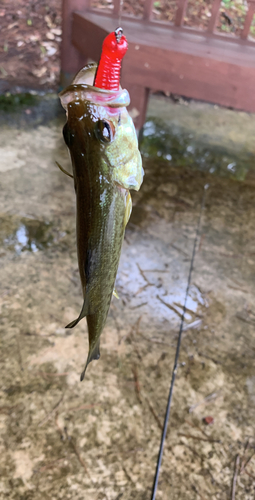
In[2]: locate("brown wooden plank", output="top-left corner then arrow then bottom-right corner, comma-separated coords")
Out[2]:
207,0 -> 221,33
74,12 -> 255,66
121,43 -> 255,113
80,8 -> 255,47
241,1 -> 255,39
143,0 -> 154,21
175,0 -> 188,27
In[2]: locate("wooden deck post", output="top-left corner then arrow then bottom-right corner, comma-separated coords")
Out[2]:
143,0 -> 154,21
207,0 -> 221,33
241,0 -> 255,39
125,84 -> 150,131
61,0 -> 89,87
113,0 -> 121,18
175,0 -> 188,27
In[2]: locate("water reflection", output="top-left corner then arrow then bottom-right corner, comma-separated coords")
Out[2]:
2,217 -> 53,254
140,118 -> 254,180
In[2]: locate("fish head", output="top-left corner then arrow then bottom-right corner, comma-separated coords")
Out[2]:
61,98 -> 117,181
59,64 -> 143,190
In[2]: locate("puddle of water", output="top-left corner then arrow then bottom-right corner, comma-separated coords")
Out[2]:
140,118 -> 254,181
0,93 -> 38,113
0,216 -> 53,254
118,238 -> 205,329
0,92 -> 64,128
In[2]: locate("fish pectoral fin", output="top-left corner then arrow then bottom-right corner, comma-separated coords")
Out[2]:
113,287 -> 119,299
80,339 -> 100,381
124,192 -> 132,227
55,160 -> 73,179
65,294 -> 92,329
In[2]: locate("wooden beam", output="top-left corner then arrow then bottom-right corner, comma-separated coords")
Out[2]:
124,84 -> 150,130
143,0 -> 154,21
61,0 -> 89,78
241,1 -> 255,39
207,0 -> 221,34
175,0 -> 188,27
72,13 -> 108,62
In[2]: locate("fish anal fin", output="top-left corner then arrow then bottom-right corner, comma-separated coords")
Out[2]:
80,339 -> 100,381
56,160 -> 73,179
65,294 -> 93,329
113,287 -> 119,299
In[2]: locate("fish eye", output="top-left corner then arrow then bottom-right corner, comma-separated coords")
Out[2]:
95,120 -> 114,144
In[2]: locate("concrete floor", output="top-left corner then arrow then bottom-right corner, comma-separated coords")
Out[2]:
0,95 -> 255,500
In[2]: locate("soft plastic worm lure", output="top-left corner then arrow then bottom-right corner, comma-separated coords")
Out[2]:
94,27 -> 128,91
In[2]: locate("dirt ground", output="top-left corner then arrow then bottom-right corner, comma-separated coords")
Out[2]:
0,95 -> 255,499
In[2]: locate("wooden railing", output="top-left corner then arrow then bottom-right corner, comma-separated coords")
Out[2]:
85,0 -> 255,42
61,0 -> 255,128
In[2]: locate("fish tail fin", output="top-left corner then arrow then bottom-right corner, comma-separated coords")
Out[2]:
65,294 -> 91,329
80,339 -> 100,381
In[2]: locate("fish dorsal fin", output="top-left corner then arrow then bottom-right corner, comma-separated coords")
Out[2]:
55,161 -> 73,178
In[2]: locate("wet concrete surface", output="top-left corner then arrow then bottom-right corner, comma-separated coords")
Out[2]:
0,95 -> 255,499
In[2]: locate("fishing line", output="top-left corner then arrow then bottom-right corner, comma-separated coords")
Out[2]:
150,183 -> 209,500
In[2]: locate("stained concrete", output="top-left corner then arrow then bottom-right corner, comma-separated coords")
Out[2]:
0,94 -> 255,500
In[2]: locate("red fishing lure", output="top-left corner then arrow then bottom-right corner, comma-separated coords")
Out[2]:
94,27 -> 128,91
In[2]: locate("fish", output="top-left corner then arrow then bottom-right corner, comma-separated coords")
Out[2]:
59,63 -> 143,380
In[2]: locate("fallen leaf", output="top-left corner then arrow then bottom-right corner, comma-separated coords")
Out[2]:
46,32 -> 55,40
32,67 -> 47,78
44,15 -> 55,29
41,42 -> 57,57
51,28 -> 62,36
7,22 -> 18,30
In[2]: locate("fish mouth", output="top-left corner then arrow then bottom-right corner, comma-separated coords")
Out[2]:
59,84 -> 130,111
59,63 -> 130,111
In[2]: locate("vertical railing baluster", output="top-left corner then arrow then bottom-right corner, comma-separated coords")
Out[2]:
241,0 -> 255,39
207,0 -> 221,33
143,0 -> 154,21
113,0 -> 121,17
175,0 -> 188,27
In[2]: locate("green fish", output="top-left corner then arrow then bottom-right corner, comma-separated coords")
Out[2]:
59,64 -> 143,380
